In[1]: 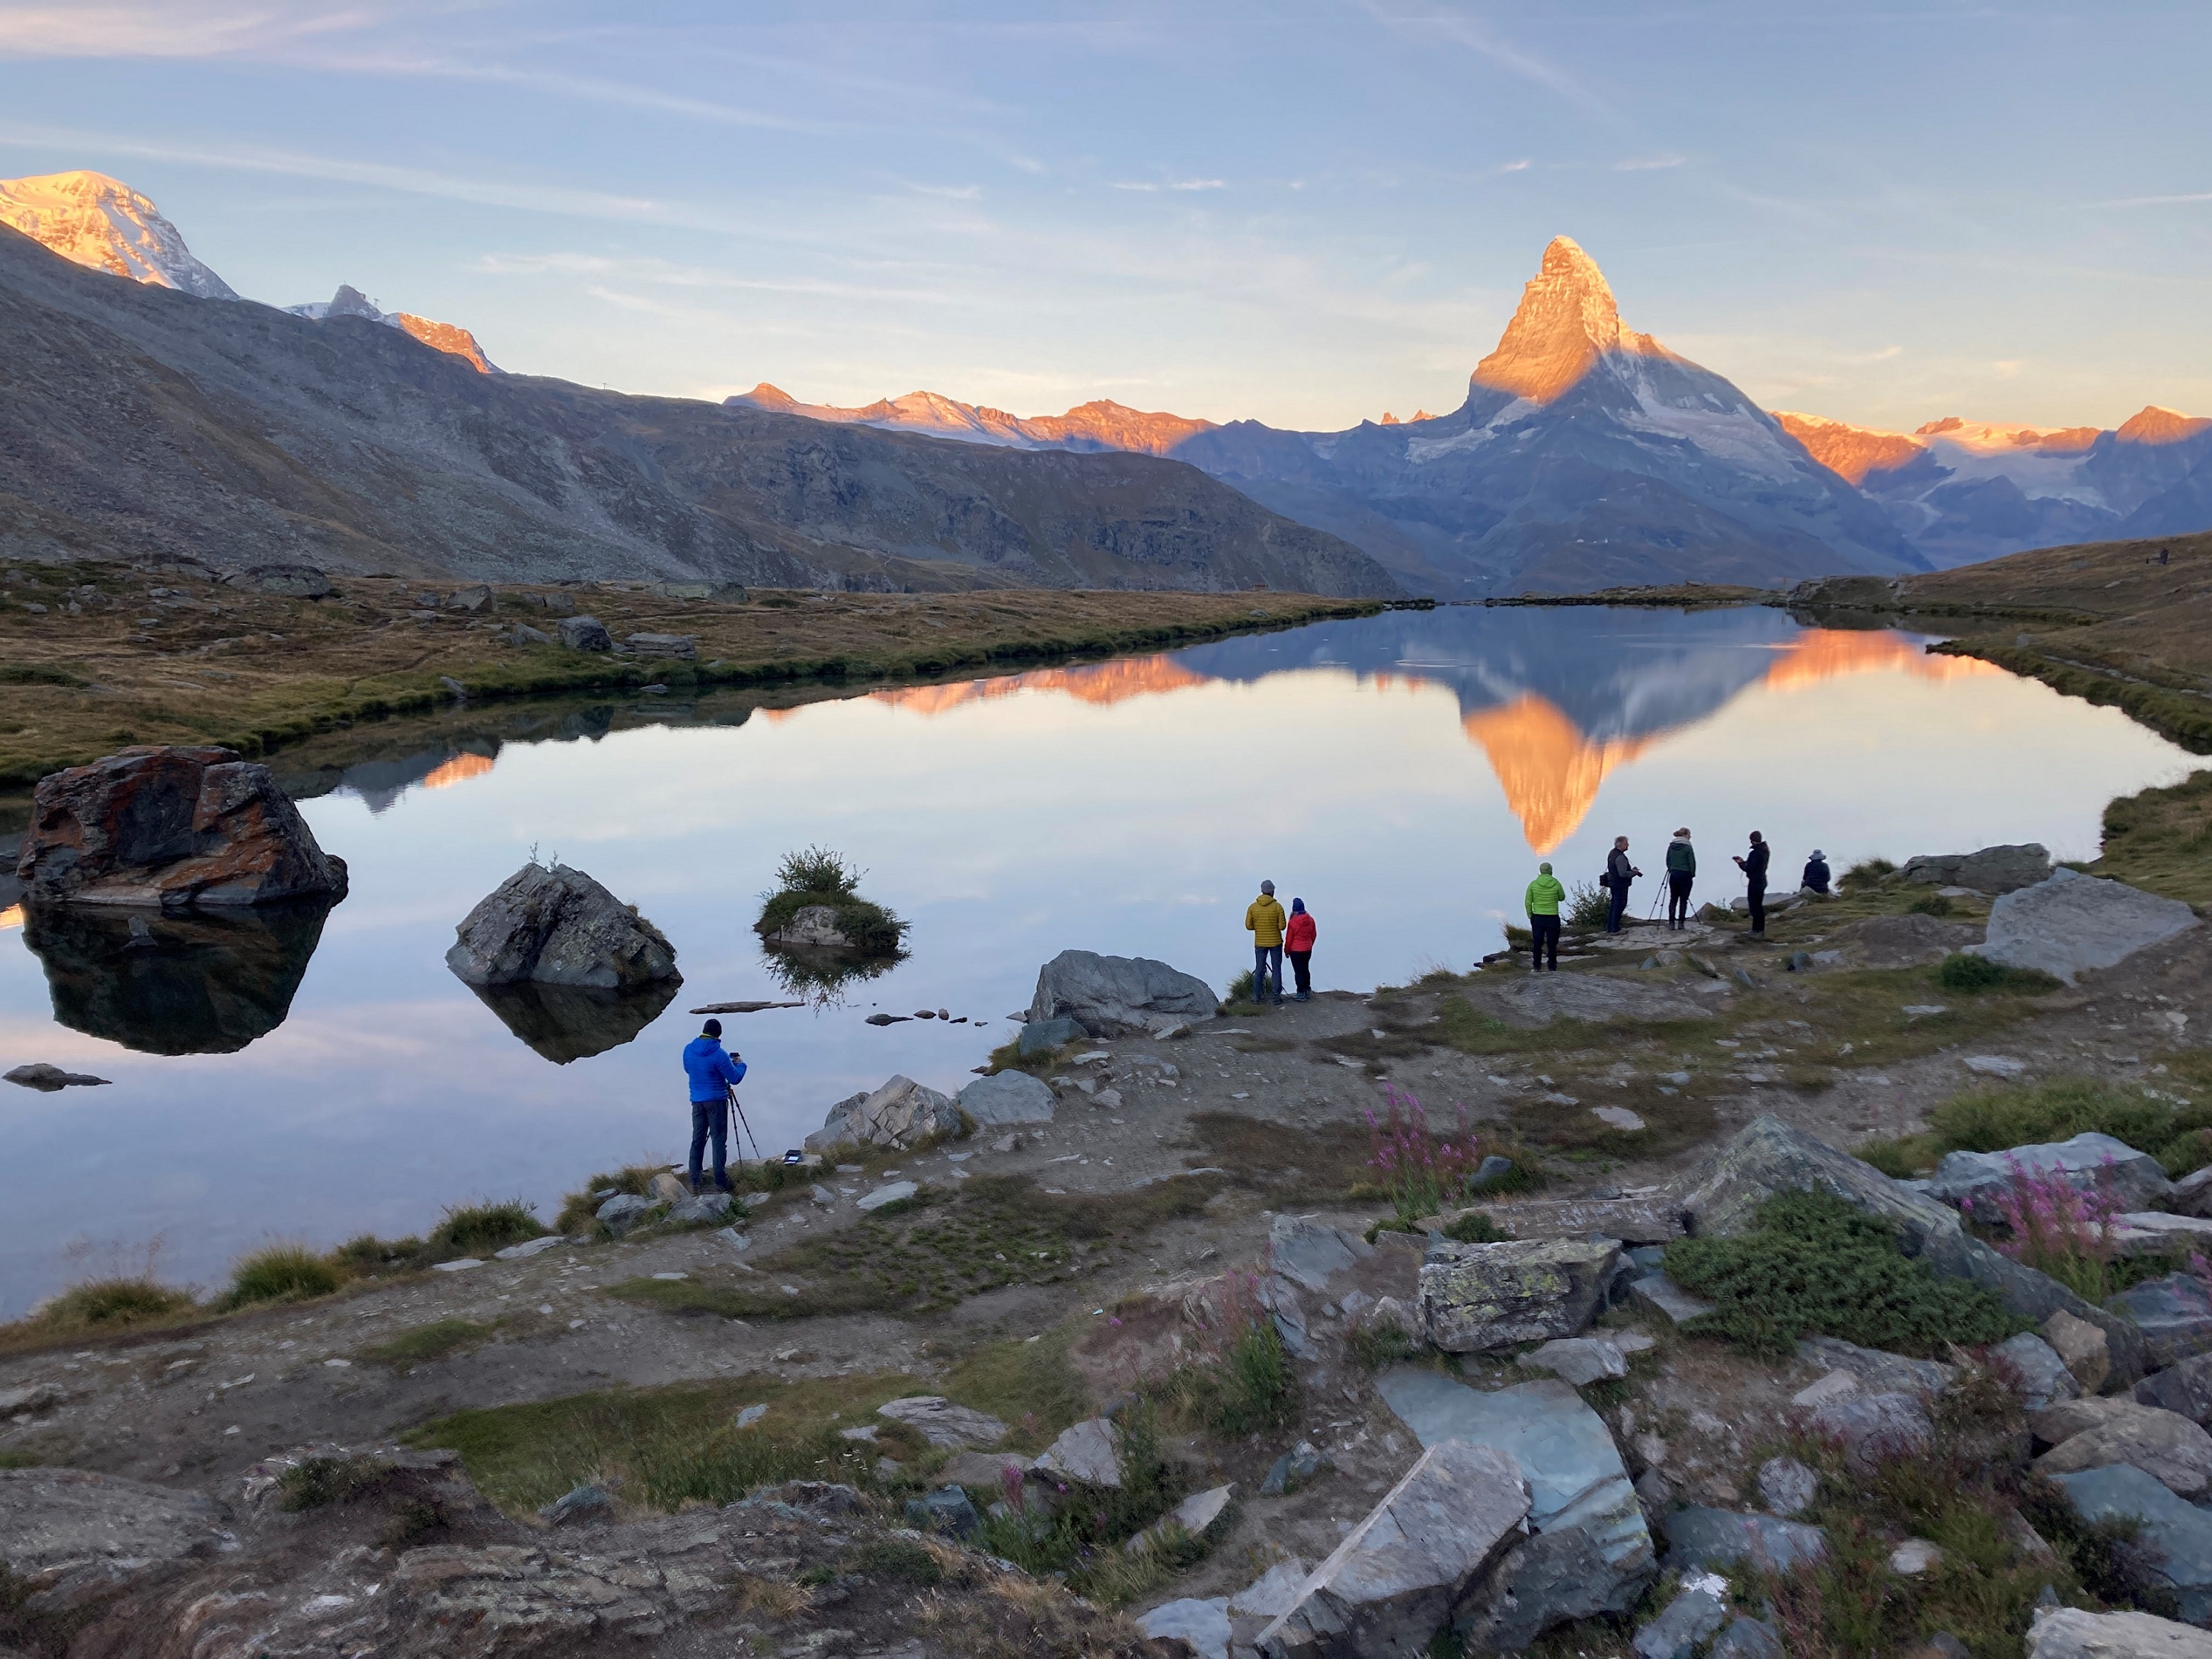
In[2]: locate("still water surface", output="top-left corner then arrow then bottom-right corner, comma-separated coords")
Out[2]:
0,604 -> 2196,1312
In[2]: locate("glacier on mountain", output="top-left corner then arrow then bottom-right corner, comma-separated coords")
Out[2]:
0,171 -> 235,300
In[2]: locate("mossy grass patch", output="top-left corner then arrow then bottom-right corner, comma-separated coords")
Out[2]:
222,1242 -> 343,1309
1858,1072 -> 2212,1181
2095,767 -> 2212,907
359,1318 -> 499,1368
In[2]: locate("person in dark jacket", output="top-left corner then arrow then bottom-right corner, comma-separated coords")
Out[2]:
1603,836 -> 1641,934
1733,831 -> 1772,938
1284,898 -> 1317,1002
682,1018 -> 748,1194
1802,849 -> 1831,895
1664,828 -> 1696,929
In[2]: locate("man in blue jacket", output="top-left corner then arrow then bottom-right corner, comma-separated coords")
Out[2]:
682,1018 -> 747,1194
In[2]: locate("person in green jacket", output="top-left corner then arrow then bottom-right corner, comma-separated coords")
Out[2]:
1524,861 -> 1565,973
1245,879 -> 1287,1004
1664,827 -> 1697,929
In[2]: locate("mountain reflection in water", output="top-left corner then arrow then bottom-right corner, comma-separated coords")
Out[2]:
20,899 -> 337,1055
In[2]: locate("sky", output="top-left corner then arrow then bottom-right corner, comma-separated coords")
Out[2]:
2,2 -> 2209,433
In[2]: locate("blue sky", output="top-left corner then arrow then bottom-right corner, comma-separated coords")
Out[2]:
2,2 -> 2208,432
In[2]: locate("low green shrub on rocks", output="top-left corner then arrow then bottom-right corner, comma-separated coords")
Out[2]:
428,1200 -> 545,1256
754,845 -> 909,956
224,1242 -> 342,1309
1664,1191 -> 2022,1359
1859,1076 -> 2212,1181
1936,952 -> 2060,993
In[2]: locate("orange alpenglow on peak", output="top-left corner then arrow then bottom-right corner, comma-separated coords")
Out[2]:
1772,411 -> 1927,486
1377,411 -> 1437,426
1470,235 -> 1670,404
2117,406 -> 2212,446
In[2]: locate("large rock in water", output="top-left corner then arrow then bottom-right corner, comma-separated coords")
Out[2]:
1925,1132 -> 2175,1225
1375,1368 -> 1654,1651
1980,868 -> 2199,986
1255,1439 -> 1531,1658
17,746 -> 348,908
804,1076 -> 961,1152
446,863 -> 679,989
1028,950 -> 1217,1037
1418,1237 -> 1622,1352
1679,1116 -> 2146,1382
1900,843 -> 2053,894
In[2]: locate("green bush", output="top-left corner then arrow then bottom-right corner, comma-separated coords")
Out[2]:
225,1242 -> 341,1308
773,844 -> 861,898
1930,1077 -> 2212,1178
753,845 -> 909,957
429,1200 -> 546,1255
1225,968 -> 1257,1003
1935,953 -> 2060,993
27,1277 -> 197,1333
1168,1317 -> 1295,1439
1441,1210 -> 1509,1243
1566,881 -> 1609,930
278,1455 -> 392,1511
1843,856 -> 1896,890
1664,1191 -> 2024,1359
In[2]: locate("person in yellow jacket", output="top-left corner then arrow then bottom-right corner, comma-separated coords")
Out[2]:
1524,861 -> 1565,973
1245,879 -> 1287,1005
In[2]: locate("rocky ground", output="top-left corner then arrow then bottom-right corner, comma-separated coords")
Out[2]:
5,842 -> 2212,1657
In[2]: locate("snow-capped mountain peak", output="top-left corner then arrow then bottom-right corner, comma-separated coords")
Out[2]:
285,283 -> 500,374
1470,235 -> 1667,404
0,169 -> 236,299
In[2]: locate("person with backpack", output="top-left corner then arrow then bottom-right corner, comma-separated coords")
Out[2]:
1284,897 -> 1317,1002
1733,831 -> 1772,938
1602,836 -> 1641,934
682,1018 -> 747,1195
1664,828 -> 1697,929
1245,879 -> 1287,1005
1525,861 -> 1565,972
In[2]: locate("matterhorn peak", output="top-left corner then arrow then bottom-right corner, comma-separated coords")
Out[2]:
0,168 -> 237,300
1471,235 -> 1665,404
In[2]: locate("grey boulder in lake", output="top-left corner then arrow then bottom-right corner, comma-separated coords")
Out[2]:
1028,949 -> 1217,1037
446,863 -> 680,990
1979,867 -> 2199,986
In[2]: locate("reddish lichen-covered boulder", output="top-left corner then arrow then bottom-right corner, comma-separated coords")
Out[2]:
16,746 -> 348,909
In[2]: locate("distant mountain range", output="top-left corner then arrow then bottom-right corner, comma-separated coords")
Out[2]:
1776,408 -> 2212,567
0,216 -> 1394,596
0,170 -> 498,375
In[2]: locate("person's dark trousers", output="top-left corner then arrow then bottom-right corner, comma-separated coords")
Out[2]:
689,1098 -> 730,1191
1605,884 -> 1629,932
1254,944 -> 1283,1002
1530,914 -> 1561,970
1747,884 -> 1766,936
1287,950 -> 1312,999
1668,872 -> 1693,928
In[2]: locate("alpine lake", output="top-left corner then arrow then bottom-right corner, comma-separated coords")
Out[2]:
0,601 -> 2198,1315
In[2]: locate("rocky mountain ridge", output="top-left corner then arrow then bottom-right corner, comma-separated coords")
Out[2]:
284,283 -> 500,375
0,222 -> 1396,596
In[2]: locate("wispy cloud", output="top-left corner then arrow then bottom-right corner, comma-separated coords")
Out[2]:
1357,2 -> 1605,116
0,2 -> 385,59
906,182 -> 981,200
1992,360 -> 2024,377
1497,158 -> 1530,174
1111,177 -> 1225,193
1616,153 -> 1685,171
476,250 -> 953,304
2092,190 -> 2212,208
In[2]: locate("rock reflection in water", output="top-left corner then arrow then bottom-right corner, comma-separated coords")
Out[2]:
465,979 -> 684,1064
21,900 -> 336,1055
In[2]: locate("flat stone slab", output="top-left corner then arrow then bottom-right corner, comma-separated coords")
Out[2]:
2054,1463 -> 2212,1624
874,1395 -> 1007,1450
1134,1483 -> 1235,1552
1660,1505 -> 1827,1574
1924,1132 -> 2172,1225
2108,1274 -> 2212,1370
1255,1440 -> 1530,1659
1033,1418 -> 1124,1488
938,1450 -> 1031,1488
855,1180 -> 918,1212
0,1468 -> 227,1609
1461,973 -> 1716,1030
1138,1597 -> 1232,1659
957,1070 -> 1056,1127
1418,1236 -> 1621,1352
492,1235 -> 566,1261
1476,1194 -> 1686,1245
1629,1272 -> 1715,1325
1270,1214 -> 1368,1294
1796,1335 -> 1956,1396
2028,1606 -> 2212,1657
1519,1336 -> 1630,1386
1993,1331 -> 2080,1411
2034,1402 -> 2212,1498
1982,867 -> 2199,986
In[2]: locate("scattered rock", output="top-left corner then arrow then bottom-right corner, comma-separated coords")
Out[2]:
0,1382 -> 67,1416
1793,1370 -> 1860,1410
1260,1441 -> 1328,1496
804,1075 -> 962,1154
1033,1418 -> 1124,1488
665,1192 -> 734,1226
1660,1505 -> 1828,1574
1140,1597 -> 1235,1659
2108,1274 -> 2212,1370
3,1063 -> 110,1091
1629,1273 -> 1716,1325
903,1485 -> 980,1539
1796,1334 -> 1956,1397
855,1180 -> 917,1212
1980,868 -> 2200,986
1479,1194 -> 1684,1245
2032,1400 -> 2212,1497
2027,1605 -> 2212,1657
1901,843 -> 2054,894
594,1194 -> 652,1236
1028,950 -> 1219,1037
1269,1214 -> 1367,1294
1376,1370 -> 1653,1648
1711,1616 -> 1787,1659
1592,1106 -> 1647,1132
17,745 -> 349,908
865,1012 -> 907,1026
1824,912 -> 1985,969
225,562 -> 334,599
624,632 -> 697,659
1890,1537 -> 1944,1574
957,1069 -> 1056,1127
2052,1463 -> 2212,1624
539,1483 -> 614,1527
647,1172 -> 689,1203
0,1467 -> 226,1611
1255,1440 -> 1530,1659
1633,1577 -> 1730,1659
1995,1331 -> 2083,1411
2137,1351 -> 2212,1424
1018,1015 -> 1086,1055
1519,1336 -> 1630,1386
874,1396 -> 1007,1450
507,622 -> 551,646
555,615 -> 613,651
2115,1213 -> 2212,1255
445,862 -> 679,990
1462,973 -> 1716,1029
1757,1456 -> 1818,1517
1925,1132 -> 2174,1224
2047,1310 -> 2115,1393
1417,1236 -> 1622,1352
1133,1484 -> 1235,1553
1965,1053 -> 2029,1076
1804,1391 -> 1935,1474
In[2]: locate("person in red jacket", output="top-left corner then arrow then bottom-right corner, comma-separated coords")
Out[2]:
1284,897 -> 1318,1002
